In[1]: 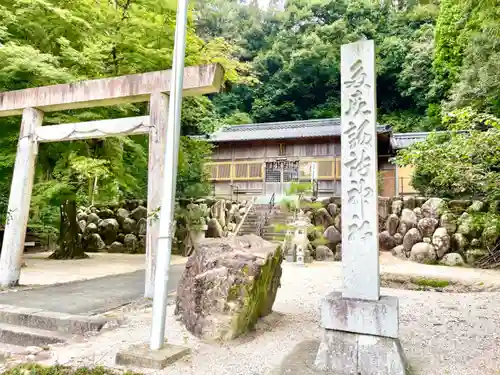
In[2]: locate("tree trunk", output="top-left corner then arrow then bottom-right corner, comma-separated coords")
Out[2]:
49,199 -> 88,260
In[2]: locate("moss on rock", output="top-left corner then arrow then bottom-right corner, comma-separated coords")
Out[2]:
232,245 -> 283,336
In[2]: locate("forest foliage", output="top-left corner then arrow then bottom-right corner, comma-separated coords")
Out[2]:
0,0 -> 499,234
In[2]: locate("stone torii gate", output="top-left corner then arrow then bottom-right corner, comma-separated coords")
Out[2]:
0,63 -> 224,297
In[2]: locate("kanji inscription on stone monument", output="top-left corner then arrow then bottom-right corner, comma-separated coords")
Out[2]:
312,39 -> 407,375
341,39 -> 380,301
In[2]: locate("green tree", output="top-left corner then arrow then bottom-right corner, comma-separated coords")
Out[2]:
0,0 -> 246,257
396,108 -> 500,199
204,0 -> 440,130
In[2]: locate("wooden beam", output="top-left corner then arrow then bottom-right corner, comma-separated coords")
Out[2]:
35,116 -> 150,143
0,64 -> 224,117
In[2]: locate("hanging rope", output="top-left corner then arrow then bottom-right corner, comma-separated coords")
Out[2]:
30,119 -> 155,143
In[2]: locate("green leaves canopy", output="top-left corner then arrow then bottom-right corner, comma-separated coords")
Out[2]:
0,0 -> 245,226
397,108 -> 500,200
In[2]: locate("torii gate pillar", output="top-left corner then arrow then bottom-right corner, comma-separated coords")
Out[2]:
0,64 -> 224,297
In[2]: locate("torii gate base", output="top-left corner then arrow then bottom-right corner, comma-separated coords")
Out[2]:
0,63 -> 223,298
116,342 -> 190,370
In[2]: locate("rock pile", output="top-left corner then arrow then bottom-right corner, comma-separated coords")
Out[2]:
300,198 -> 342,261
379,197 -> 500,266
301,196 -> 499,267
77,201 -> 148,253
175,234 -> 283,341
77,198 -> 252,254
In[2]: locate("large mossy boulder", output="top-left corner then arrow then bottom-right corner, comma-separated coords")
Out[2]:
175,234 -> 283,341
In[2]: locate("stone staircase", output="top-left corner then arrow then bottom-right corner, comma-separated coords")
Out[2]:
261,210 -> 290,242
236,211 -> 260,236
0,304 -> 108,347
237,203 -> 291,243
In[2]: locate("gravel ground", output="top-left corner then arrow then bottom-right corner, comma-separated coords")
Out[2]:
8,260 -> 500,375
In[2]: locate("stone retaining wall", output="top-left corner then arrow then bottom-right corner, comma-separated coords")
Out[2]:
306,196 -> 500,266
76,199 -> 251,254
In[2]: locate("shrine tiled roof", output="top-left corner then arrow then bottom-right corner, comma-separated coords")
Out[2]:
390,132 -> 432,150
390,130 -> 469,150
202,118 -> 391,142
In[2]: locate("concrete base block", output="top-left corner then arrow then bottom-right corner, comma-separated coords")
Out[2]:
115,342 -> 190,370
271,340 -> 323,375
0,304 -> 108,335
320,292 -> 399,338
315,330 -> 408,375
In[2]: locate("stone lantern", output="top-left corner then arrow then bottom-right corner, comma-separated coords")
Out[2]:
290,210 -> 313,264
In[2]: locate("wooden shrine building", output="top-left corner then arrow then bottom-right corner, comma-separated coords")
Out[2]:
201,118 -> 398,200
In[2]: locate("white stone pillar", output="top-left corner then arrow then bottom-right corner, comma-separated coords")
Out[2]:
0,108 -> 44,287
145,92 -> 169,298
314,40 -> 408,375
340,40 -> 380,301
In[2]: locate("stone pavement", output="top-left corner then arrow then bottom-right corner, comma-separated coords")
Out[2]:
20,252 -> 186,286
0,265 -> 185,315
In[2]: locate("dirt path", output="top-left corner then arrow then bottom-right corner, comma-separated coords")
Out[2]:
19,252 -> 187,286
8,254 -> 495,375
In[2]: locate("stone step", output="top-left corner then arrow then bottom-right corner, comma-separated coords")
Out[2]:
262,237 -> 285,242
0,323 -> 72,347
240,220 -> 259,224
263,232 -> 287,237
0,304 -> 108,335
268,218 -> 289,223
263,227 -> 287,232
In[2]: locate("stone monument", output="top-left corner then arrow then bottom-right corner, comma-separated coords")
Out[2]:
314,40 -> 408,374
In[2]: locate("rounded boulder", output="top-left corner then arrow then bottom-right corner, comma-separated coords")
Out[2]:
432,227 -> 451,258
403,228 -> 422,252
87,213 -> 100,225
417,217 -> 438,237
391,199 -> 403,216
393,233 -> 403,245
98,218 -> 119,245
327,203 -> 339,218
316,208 -> 334,228
116,208 -> 130,225
421,198 -> 447,219
385,214 -> 399,236
440,212 -> 457,234
410,242 -> 437,263
439,253 -> 465,267
391,245 -> 407,259
400,209 -> 418,229
451,233 -> 469,253
324,225 -> 341,246
379,231 -> 396,251
315,245 -> 334,261
122,218 -> 137,234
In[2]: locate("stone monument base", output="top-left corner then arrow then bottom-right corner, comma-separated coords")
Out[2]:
315,330 -> 408,374
314,291 -> 408,374
271,337 -> 408,375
